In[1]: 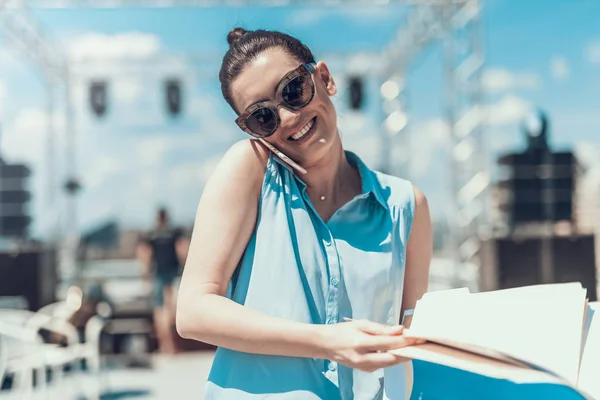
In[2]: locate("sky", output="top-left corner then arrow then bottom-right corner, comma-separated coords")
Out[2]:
0,0 -> 599,238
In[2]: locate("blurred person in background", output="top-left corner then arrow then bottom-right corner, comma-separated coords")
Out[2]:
176,28 -> 432,399
137,207 -> 189,354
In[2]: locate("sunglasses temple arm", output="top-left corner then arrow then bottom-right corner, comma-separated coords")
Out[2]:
257,138 -> 308,175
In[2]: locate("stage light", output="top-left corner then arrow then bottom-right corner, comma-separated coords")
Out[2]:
384,110 -> 407,134
380,78 -> 403,101
348,76 -> 364,110
89,81 -> 108,117
165,78 -> 183,117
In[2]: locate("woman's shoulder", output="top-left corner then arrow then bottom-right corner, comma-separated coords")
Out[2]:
370,170 -> 420,212
225,138 -> 270,166
218,139 -> 269,176
204,139 -> 270,194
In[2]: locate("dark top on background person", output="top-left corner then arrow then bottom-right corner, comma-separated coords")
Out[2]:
142,208 -> 184,275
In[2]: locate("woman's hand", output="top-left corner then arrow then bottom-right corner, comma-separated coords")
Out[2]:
322,319 -> 424,373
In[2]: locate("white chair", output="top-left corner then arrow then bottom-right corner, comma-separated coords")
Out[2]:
33,287 -> 109,399
0,311 -> 55,398
0,302 -> 107,399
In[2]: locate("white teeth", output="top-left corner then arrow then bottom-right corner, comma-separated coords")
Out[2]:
290,118 -> 314,140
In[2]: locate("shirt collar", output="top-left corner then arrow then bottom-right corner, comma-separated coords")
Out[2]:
271,150 -> 389,210
345,151 -> 389,210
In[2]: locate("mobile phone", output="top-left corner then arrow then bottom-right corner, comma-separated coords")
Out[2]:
257,138 -> 307,175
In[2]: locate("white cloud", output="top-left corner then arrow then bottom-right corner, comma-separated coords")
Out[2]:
113,78 -> 144,104
136,137 -> 173,168
85,156 -> 125,190
2,108 -> 48,162
487,94 -> 532,126
286,9 -> 328,27
550,55 -> 569,81
410,118 -> 449,178
287,5 -> 400,28
585,41 -> 600,65
482,68 -> 541,92
340,6 -> 401,21
345,53 -> 381,75
69,32 -> 161,61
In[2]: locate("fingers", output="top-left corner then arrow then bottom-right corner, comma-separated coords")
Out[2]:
402,329 -> 427,345
356,352 -> 411,372
360,334 -> 422,352
350,319 -> 404,336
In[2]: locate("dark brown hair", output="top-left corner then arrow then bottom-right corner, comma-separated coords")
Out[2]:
219,27 -> 316,113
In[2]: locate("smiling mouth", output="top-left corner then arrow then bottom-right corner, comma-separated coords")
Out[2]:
288,117 -> 317,142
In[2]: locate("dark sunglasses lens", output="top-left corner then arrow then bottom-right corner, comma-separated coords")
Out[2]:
246,107 -> 277,136
282,75 -> 313,108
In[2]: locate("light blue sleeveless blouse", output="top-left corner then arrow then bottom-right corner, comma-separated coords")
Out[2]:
205,150 -> 416,400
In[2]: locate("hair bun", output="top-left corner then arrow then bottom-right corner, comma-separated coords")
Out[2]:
227,27 -> 248,46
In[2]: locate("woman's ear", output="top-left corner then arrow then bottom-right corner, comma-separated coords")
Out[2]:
316,61 -> 337,96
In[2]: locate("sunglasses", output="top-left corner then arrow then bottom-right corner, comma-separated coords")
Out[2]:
235,63 -> 317,138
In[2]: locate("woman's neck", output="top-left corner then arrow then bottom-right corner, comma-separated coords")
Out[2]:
300,137 -> 361,207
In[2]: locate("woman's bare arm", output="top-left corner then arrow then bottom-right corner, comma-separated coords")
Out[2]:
176,140 -> 323,356
400,186 -> 433,328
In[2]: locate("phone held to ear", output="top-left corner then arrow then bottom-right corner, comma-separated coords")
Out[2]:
258,138 -> 308,175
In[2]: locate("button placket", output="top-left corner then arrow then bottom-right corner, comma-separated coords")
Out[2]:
323,231 -> 341,326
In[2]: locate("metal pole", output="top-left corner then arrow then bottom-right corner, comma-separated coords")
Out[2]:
540,148 -> 555,283
56,63 -> 79,293
65,65 -> 77,236
45,78 -> 57,240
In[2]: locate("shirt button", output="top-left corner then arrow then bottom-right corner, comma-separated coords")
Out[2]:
328,362 -> 337,371
331,278 -> 339,286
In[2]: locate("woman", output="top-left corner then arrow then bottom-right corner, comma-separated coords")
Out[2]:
176,27 -> 433,399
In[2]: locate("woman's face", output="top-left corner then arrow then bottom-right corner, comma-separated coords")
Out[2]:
230,48 -> 338,168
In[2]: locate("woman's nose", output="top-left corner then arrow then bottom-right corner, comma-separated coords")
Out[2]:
277,106 -> 300,129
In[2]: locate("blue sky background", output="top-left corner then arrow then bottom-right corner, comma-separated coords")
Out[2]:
0,0 -> 599,237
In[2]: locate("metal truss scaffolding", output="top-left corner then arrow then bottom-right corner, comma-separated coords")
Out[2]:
379,0 -> 487,288
0,1 -> 79,291
0,0 -> 488,290
442,0 -> 488,287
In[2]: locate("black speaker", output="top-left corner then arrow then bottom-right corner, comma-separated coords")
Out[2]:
480,235 -> 597,301
348,76 -> 364,110
165,79 -> 183,116
0,249 -> 57,311
498,151 -> 576,225
0,163 -> 32,237
90,81 -> 108,117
